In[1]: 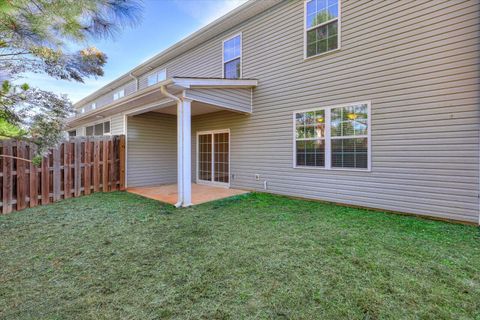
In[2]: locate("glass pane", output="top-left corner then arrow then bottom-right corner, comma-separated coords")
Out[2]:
68,130 -> 76,137
296,126 -> 305,139
331,138 -> 368,169
199,134 -> 212,181
296,141 -> 306,166
305,111 -> 315,125
86,126 -> 93,136
296,112 -> 305,126
224,35 -> 240,61
306,0 -> 316,16
214,133 -> 229,183
224,58 -> 240,79
103,121 -> 110,134
147,74 -> 157,86
315,140 -> 325,167
94,123 -> 103,135
305,126 -> 315,138
331,104 -> 369,137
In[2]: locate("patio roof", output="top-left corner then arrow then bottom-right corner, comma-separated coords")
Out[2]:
67,77 -> 258,128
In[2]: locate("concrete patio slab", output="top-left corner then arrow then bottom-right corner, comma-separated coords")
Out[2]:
127,183 -> 249,205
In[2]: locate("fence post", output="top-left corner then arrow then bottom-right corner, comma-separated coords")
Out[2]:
2,141 -> 13,214
119,135 -> 126,191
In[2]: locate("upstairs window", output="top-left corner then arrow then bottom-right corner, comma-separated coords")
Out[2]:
80,107 -> 85,114
85,121 -> 111,136
113,89 -> 125,101
305,0 -> 340,58
295,102 -> 370,170
147,69 -> 167,86
91,102 -> 96,110
68,130 -> 76,137
223,34 -> 242,79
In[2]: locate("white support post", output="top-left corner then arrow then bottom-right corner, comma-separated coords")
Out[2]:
181,98 -> 192,207
176,99 -> 184,207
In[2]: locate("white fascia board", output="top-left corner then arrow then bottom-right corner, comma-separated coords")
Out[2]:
172,78 -> 258,89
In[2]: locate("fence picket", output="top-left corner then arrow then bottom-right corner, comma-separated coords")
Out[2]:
53,148 -> 61,201
84,137 -> 91,195
102,139 -> 109,192
16,141 -> 27,210
29,146 -> 38,208
2,141 -> 13,214
41,155 -> 49,205
0,135 -> 124,213
93,138 -> 100,192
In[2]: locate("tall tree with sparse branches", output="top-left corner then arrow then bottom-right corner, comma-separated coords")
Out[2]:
0,0 -> 142,162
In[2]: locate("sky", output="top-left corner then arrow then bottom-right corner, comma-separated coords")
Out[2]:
24,0 -> 247,103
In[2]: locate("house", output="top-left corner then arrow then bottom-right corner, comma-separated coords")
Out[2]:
66,0 -> 480,224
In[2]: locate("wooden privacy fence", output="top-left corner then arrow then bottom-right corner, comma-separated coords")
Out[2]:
0,135 -> 125,214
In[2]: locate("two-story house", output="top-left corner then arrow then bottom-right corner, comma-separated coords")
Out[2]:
67,0 -> 480,224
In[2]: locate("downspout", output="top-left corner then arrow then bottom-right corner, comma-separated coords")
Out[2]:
160,85 -> 184,208
129,72 -> 139,91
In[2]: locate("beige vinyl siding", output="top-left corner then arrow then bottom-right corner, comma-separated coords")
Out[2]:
185,88 -> 252,113
110,114 -> 124,135
126,112 -> 177,187
79,0 -> 478,223
77,80 -> 137,112
187,0 -> 479,223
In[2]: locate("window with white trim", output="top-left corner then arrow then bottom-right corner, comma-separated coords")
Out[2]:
305,0 -> 340,58
85,121 -> 111,136
113,89 -> 125,101
68,130 -> 77,137
80,107 -> 85,114
91,102 -> 96,110
295,102 -> 370,169
147,69 -> 167,86
223,34 -> 241,79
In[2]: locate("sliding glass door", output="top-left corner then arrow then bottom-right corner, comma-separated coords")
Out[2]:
197,130 -> 230,186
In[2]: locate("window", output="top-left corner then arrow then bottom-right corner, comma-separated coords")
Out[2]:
68,130 -> 76,137
85,121 -> 111,136
147,69 -> 167,86
294,102 -> 370,170
305,0 -> 340,58
91,102 -> 96,110
80,107 -> 85,114
113,89 -> 125,101
223,34 -> 241,79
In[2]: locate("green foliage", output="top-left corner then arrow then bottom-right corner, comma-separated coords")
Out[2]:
0,192 -> 479,319
31,155 -> 42,166
0,0 -> 142,158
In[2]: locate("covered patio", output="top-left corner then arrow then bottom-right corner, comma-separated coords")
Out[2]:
69,76 -> 257,207
127,183 -> 249,205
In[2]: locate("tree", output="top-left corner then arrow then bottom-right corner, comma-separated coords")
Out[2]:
0,0 -> 142,161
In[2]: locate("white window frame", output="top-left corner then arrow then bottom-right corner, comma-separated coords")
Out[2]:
222,32 -> 242,79
304,0 -> 342,60
85,119 -> 112,136
91,102 -> 96,110
293,101 -> 371,171
113,89 -> 125,101
80,107 -> 85,114
147,68 -> 167,87
196,129 -> 231,188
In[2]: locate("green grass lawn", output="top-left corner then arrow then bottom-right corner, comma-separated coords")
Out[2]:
0,192 -> 479,319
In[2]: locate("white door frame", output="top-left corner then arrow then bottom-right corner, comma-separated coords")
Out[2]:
196,129 -> 230,188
